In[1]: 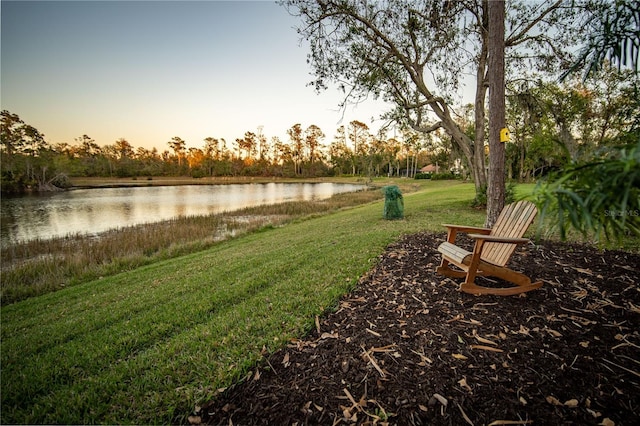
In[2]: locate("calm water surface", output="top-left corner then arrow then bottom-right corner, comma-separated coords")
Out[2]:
1,183 -> 364,245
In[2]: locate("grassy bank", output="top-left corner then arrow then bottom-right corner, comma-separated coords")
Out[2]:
2,180 -> 635,424
2,181 -> 400,305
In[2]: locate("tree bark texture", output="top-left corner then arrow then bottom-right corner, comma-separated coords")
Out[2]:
486,0 -> 506,227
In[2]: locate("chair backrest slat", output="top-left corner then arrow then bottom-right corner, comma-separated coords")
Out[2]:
482,200 -> 537,266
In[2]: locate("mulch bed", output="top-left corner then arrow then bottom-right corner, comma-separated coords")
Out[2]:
195,232 -> 640,426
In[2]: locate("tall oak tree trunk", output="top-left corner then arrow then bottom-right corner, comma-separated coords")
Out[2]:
486,0 -> 507,227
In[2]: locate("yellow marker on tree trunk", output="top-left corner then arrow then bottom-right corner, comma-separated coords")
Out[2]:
500,128 -> 510,142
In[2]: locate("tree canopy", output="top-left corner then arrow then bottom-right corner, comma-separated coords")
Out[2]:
280,0 -> 589,224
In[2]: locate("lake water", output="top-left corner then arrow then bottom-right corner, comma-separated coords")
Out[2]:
0,182 -> 364,245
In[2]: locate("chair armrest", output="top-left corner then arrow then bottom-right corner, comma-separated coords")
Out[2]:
468,234 -> 530,244
441,224 -> 492,234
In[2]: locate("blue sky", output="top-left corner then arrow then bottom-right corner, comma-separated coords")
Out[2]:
1,0 -> 391,151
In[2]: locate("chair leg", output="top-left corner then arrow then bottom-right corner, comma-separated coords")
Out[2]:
463,263 -> 479,286
460,239 -> 484,287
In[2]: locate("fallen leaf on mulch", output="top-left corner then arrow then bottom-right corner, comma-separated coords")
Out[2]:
197,232 -> 640,426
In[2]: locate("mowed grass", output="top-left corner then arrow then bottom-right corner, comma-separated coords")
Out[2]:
0,181 -> 505,424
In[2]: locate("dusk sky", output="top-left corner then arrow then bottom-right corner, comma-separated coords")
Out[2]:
1,0 -> 393,152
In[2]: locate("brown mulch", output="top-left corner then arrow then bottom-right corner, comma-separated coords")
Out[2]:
195,232 -> 640,426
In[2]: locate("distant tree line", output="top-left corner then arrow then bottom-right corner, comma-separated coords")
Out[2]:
1,67 -> 637,194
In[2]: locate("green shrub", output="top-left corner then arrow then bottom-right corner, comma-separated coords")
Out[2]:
471,181 -> 516,209
431,172 -> 458,180
191,169 -> 207,179
50,174 -> 72,189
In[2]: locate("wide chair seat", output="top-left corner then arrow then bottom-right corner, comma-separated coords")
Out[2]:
435,200 -> 543,296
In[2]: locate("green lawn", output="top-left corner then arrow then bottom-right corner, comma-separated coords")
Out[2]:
0,181 -> 535,424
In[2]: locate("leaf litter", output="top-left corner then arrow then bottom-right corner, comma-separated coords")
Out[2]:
195,232 -> 639,425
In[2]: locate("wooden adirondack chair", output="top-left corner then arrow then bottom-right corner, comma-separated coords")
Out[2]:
436,200 -> 543,296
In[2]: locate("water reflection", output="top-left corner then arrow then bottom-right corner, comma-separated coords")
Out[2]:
0,183 -> 363,244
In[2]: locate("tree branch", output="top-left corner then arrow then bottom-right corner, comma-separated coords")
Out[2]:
505,0 -> 564,47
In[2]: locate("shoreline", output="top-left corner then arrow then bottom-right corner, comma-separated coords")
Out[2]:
69,175 -> 369,189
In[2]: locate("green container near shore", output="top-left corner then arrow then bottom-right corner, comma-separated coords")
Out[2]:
382,185 -> 404,220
